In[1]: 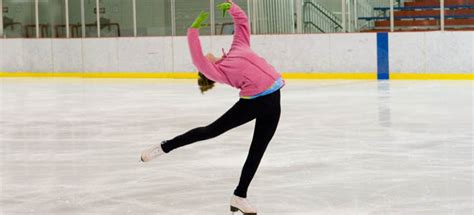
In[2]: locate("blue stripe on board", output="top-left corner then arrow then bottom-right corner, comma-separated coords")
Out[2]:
377,32 -> 390,80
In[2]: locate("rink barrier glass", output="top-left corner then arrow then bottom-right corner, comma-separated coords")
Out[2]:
136,0 -> 172,36
2,0 -> 36,38
1,0 -> 423,38
0,72 -> 472,80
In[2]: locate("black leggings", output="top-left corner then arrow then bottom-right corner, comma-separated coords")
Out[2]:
161,90 -> 281,198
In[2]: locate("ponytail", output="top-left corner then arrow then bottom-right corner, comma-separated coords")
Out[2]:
197,72 -> 215,94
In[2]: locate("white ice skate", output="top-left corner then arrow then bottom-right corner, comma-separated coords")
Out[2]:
230,195 -> 257,215
140,142 -> 165,162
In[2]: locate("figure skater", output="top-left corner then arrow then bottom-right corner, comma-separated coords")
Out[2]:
141,1 -> 284,214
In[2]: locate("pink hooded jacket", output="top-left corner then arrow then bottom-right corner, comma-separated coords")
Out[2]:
187,3 -> 284,97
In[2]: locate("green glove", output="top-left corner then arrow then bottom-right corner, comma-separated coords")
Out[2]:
191,11 -> 210,29
217,2 -> 232,17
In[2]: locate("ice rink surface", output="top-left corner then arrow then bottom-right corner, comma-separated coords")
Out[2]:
0,78 -> 472,215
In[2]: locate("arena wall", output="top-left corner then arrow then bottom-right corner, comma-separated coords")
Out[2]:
0,31 -> 472,79
389,31 -> 473,79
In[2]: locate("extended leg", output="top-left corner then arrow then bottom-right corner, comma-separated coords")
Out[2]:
162,100 -> 256,153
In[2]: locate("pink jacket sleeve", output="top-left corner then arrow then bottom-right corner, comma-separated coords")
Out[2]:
187,28 -> 227,83
229,3 -> 250,48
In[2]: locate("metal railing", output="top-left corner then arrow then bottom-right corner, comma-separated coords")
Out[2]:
356,0 -> 380,31
303,0 -> 343,33
252,0 -> 295,34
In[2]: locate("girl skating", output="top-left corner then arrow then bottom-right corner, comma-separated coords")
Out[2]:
141,1 -> 284,214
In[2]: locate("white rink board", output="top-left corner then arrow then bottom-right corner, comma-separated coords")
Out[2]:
0,32 -> 472,74
52,39 -> 83,72
22,39 -> 54,72
390,31 -> 474,74
117,37 -> 174,73
2,39 -> 26,72
82,38 -> 119,72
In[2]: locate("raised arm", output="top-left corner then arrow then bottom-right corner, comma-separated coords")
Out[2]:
228,3 -> 251,47
187,28 -> 226,83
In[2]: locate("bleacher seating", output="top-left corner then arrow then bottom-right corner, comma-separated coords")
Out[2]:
359,0 -> 474,31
